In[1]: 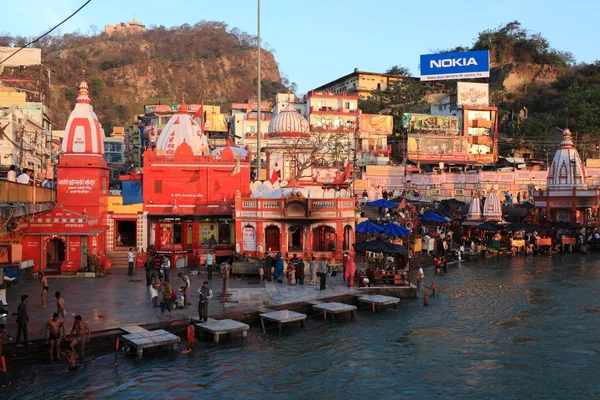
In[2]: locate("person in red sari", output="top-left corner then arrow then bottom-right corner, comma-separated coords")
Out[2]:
343,252 -> 356,288
182,321 -> 195,354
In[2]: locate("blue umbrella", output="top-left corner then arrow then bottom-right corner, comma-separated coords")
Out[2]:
366,199 -> 398,209
382,223 -> 410,237
356,220 -> 384,234
419,212 -> 447,223
353,238 -> 407,254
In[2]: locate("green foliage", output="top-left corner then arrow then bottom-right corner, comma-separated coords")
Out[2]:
385,65 -> 411,76
88,76 -> 105,97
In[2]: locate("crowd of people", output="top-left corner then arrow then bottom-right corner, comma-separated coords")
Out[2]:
4,165 -> 56,188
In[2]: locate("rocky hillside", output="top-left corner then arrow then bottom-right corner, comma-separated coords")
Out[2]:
15,22 -> 288,130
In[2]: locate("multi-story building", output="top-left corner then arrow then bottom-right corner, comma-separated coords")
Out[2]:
0,103 -> 47,173
123,119 -> 142,170
313,68 -> 408,98
104,128 -> 125,186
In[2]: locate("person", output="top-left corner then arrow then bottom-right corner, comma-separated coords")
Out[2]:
208,235 -> 217,248
153,252 -> 162,277
63,348 -> 79,371
56,291 -> 65,319
144,254 -> 155,287
0,270 -> 16,307
309,256 -> 318,285
0,323 -> 13,356
362,190 -> 368,204
69,315 -> 90,360
197,281 -> 213,323
17,168 -> 32,185
161,255 -> 171,282
45,313 -> 64,362
6,165 -> 16,182
431,280 -> 437,298
264,252 -> 272,282
15,295 -> 31,347
178,272 -> 191,308
259,262 -> 264,282
158,277 -> 175,318
274,255 -> 284,283
206,250 -> 214,280
116,233 -> 123,246
181,321 -> 196,354
318,258 -> 327,291
344,252 -> 356,288
150,274 -> 161,308
127,248 -> 134,276
287,261 -> 296,286
220,262 -> 231,300
417,267 -> 424,289
38,271 -> 49,308
296,257 -> 305,285
517,192 -> 521,204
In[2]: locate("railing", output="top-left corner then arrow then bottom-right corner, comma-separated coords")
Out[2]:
0,180 -> 56,203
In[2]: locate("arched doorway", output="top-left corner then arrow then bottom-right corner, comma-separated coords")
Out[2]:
46,237 -> 66,269
312,226 -> 336,252
343,225 -> 353,251
265,226 -> 281,252
219,223 -> 231,244
288,226 -> 304,251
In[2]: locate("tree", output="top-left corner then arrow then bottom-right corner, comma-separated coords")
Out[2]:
385,65 -> 411,76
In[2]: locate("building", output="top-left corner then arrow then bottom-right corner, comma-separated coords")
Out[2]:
22,79 -> 110,274
104,15 -> 147,35
138,102 -> 251,267
235,109 -> 356,261
124,119 -> 142,169
104,127 -> 125,185
314,68 -> 408,98
533,129 -> 599,226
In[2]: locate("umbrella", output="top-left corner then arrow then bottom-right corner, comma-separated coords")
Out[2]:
356,220 -> 384,234
382,223 -> 410,237
475,221 -> 507,231
419,212 -> 447,223
353,238 -> 408,254
366,199 -> 398,209
435,210 -> 458,220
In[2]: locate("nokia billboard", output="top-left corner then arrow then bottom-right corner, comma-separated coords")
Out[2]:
420,50 -> 490,81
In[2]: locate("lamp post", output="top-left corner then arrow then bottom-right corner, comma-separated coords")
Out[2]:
256,0 -> 262,179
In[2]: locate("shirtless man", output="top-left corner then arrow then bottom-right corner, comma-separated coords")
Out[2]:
55,291 -> 65,319
69,315 -> 90,360
45,313 -> 64,362
39,272 -> 49,308
62,348 -> 79,371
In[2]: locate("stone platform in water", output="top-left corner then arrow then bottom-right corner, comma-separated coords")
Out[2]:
358,284 -> 417,299
313,302 -> 356,320
260,310 -> 307,335
196,318 -> 249,343
358,295 -> 400,312
120,326 -> 180,358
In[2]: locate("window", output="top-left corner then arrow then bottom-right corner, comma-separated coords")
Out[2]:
312,226 -> 336,252
288,226 -> 304,250
154,180 -> 162,193
172,223 -> 182,244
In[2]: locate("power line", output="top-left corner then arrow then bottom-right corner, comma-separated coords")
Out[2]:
0,0 -> 92,66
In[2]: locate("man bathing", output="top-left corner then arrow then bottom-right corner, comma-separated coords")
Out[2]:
45,313 -> 64,362
69,315 -> 90,360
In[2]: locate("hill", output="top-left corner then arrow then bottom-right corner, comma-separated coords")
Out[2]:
1,21 -> 289,130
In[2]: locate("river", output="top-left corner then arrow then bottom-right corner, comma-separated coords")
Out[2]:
5,254 -> 600,399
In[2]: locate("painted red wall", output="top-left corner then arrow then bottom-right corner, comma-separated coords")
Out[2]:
22,236 -> 41,272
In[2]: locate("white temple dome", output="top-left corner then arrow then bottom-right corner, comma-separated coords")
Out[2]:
62,80 -> 104,156
268,107 -> 310,138
546,129 -> 586,190
483,188 -> 502,221
466,193 -> 482,221
156,102 -> 209,158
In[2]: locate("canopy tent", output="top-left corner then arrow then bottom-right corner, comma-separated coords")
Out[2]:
366,199 -> 398,209
440,198 -> 465,206
435,209 -> 458,220
419,212 -> 448,223
353,238 -> 408,255
475,221 -> 507,231
382,223 -> 410,237
356,220 -> 384,234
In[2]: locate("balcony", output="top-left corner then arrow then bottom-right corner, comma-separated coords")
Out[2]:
310,106 -> 359,115
0,180 -> 56,220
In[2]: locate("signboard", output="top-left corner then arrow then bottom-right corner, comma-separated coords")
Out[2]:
0,91 -> 27,108
359,114 -> 393,135
242,226 -> 256,251
457,82 -> 489,106
204,113 -> 228,132
58,178 -> 96,195
231,103 -> 270,111
0,47 -> 41,66
403,114 -> 460,134
144,104 -> 204,114
420,50 -> 490,81
407,134 -> 469,162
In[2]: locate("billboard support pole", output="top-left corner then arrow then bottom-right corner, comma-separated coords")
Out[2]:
256,0 -> 262,180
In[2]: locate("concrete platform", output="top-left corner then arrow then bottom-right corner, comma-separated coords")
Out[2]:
358,284 -> 417,299
313,302 -> 357,321
196,318 -> 250,344
121,326 -> 180,358
358,294 -> 400,312
260,310 -> 307,335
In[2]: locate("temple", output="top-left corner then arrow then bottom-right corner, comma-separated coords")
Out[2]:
533,129 -> 599,225
23,79 -> 110,274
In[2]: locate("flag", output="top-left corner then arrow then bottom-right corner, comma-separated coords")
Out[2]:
230,159 -> 241,176
192,105 -> 203,121
269,169 -> 279,185
397,197 -> 406,211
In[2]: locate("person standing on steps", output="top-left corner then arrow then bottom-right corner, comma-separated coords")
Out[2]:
318,257 -> 328,291
144,254 -> 155,287
178,272 -> 191,308
206,250 -> 214,280
264,252 -> 272,282
39,271 -> 49,308
344,252 -> 356,288
309,256 -> 318,285
161,255 -> 171,283
197,281 -> 213,323
0,270 -> 16,308
158,277 -> 175,318
127,248 -> 134,276
15,295 -> 31,347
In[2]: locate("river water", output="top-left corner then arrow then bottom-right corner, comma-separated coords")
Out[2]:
5,254 -> 600,399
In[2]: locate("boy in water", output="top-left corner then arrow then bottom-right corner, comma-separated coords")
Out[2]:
45,313 -> 64,362
69,315 -> 90,360
181,321 -> 195,354
62,348 -> 79,371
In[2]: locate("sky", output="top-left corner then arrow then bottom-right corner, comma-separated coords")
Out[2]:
2,0 -> 600,94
